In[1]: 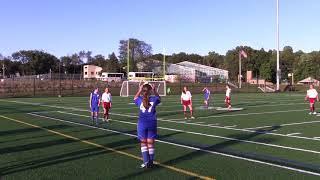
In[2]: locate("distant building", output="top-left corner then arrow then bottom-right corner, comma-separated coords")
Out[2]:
166,61 -> 228,83
83,65 -> 102,79
133,60 -> 229,83
246,71 -> 273,86
298,77 -> 319,86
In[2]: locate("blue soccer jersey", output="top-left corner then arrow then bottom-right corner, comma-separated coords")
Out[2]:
135,96 -> 161,140
90,92 -> 100,112
204,89 -> 210,100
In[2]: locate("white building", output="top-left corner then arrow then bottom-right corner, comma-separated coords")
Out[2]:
83,65 -> 102,79
166,61 -> 228,83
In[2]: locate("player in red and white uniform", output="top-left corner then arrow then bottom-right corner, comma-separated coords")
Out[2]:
305,84 -> 319,115
181,86 -> 195,119
102,88 -> 112,122
225,85 -> 232,110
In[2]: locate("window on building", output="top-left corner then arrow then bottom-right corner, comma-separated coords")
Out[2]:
91,72 -> 94,75
85,72 -> 88,75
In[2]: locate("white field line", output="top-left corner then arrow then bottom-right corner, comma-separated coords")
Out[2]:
2,99 -> 318,142
224,125 -> 237,128
245,120 -> 320,130
110,102 -> 308,111
54,111 -> 320,155
26,112 -> 320,177
165,109 -> 308,121
286,133 -> 302,136
208,123 -> 220,126
313,137 -> 320,139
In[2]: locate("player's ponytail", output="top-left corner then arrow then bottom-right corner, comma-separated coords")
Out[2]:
142,84 -> 152,109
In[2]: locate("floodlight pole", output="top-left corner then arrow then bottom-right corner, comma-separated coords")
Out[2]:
163,48 -> 166,78
239,53 -> 242,88
127,39 -> 130,77
276,0 -> 280,91
2,63 -> 5,78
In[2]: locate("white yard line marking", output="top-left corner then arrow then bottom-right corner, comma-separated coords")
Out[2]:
208,123 -> 220,126
26,112 -> 320,177
313,137 -> 320,139
111,102 -> 307,111
53,111 -> 320,155
1,100 -> 317,142
286,133 -> 302,136
245,120 -> 320,130
224,125 -> 237,128
170,109 -> 309,120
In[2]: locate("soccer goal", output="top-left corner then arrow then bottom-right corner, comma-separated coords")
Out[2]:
120,81 -> 167,97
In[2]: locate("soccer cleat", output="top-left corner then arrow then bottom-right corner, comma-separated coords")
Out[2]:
184,117 -> 188,120
140,163 -> 148,169
313,112 -> 317,115
190,116 -> 195,119
309,112 -> 313,115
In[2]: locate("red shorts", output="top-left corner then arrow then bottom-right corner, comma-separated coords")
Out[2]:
103,102 -> 111,109
309,98 -> 316,104
182,100 -> 191,106
225,96 -> 231,102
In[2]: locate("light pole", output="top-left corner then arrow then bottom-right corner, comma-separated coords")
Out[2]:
276,0 -> 280,91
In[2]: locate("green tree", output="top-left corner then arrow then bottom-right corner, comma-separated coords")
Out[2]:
259,62 -> 272,81
107,53 -> 120,72
118,38 -> 152,72
203,51 -> 224,68
12,50 -> 59,75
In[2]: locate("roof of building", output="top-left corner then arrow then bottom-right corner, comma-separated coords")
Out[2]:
176,61 -> 228,72
299,77 -> 319,83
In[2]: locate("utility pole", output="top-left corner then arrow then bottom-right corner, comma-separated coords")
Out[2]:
276,0 -> 280,91
2,63 -> 5,78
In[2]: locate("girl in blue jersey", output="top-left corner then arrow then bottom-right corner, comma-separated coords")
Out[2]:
89,87 -> 100,126
202,87 -> 211,109
134,83 -> 161,168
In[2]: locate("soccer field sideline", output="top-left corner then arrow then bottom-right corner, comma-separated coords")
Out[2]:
19,112 -> 320,177
2,93 -> 320,179
2,99 -> 320,142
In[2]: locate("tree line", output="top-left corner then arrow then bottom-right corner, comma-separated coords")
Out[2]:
1,38 -> 320,83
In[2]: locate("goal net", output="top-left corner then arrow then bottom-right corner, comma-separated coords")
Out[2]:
120,81 -> 166,97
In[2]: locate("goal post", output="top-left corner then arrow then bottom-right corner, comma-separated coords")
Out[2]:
120,80 -> 167,97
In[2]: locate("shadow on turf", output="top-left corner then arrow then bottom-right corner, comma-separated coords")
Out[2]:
0,127 -> 95,145
0,104 -> 49,115
0,130 -> 181,177
120,125 -> 320,179
0,124 -> 71,137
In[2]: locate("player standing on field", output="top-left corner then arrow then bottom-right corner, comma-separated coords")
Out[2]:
305,84 -> 319,115
225,85 -> 232,110
89,87 -> 100,126
102,87 -> 112,122
181,86 -> 195,119
134,83 -> 161,168
202,87 -> 211,109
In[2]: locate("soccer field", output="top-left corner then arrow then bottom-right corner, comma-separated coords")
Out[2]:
1,93 -> 320,180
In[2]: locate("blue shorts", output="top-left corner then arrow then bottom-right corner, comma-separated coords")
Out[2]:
204,96 -> 209,101
137,123 -> 157,140
91,106 -> 99,113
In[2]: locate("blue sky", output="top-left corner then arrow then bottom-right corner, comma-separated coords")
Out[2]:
0,0 -> 319,57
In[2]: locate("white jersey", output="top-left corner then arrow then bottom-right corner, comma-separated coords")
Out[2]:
226,88 -> 231,97
307,89 -> 318,98
102,92 -> 112,102
181,91 -> 192,101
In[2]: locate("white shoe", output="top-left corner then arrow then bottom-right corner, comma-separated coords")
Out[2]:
140,163 -> 147,169
190,116 -> 195,119
184,117 -> 188,120
309,112 -> 312,115
313,112 -> 317,115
